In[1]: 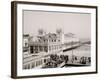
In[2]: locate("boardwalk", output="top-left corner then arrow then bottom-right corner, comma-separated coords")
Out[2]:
61,61 -> 90,68
42,43 -> 91,68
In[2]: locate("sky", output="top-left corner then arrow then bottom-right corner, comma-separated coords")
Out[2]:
23,10 -> 91,39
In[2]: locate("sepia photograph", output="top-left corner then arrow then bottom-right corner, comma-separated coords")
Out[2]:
23,10 -> 91,69
11,1 -> 97,78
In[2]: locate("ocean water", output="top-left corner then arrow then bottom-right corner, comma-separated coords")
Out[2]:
63,44 -> 91,58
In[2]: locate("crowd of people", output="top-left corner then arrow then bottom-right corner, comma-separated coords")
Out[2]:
79,56 -> 91,64
42,54 -> 69,68
42,54 -> 91,68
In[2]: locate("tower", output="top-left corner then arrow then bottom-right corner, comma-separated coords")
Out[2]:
38,28 -> 46,36
56,28 -> 64,44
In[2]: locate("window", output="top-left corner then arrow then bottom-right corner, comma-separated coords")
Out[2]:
30,46 -> 33,53
44,46 -> 48,52
44,59 -> 46,63
39,46 -> 43,51
25,42 -> 28,47
35,46 -> 38,53
28,64 -> 30,69
32,62 -> 35,68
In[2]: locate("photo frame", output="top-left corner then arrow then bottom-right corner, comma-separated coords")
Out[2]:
11,1 -> 98,78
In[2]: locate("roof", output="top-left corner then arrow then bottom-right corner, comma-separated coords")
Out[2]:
43,33 -> 58,40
